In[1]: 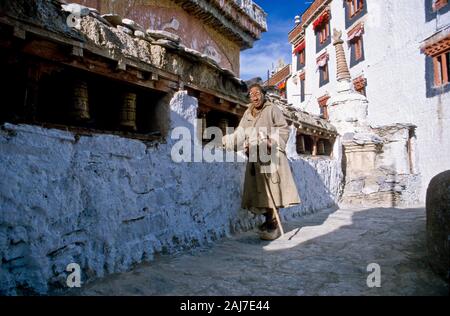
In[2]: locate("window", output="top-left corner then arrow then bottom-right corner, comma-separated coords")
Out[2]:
433,51 -> 450,86
318,23 -> 330,44
317,95 -> 330,120
354,38 -> 363,60
433,0 -> 448,11
348,23 -> 365,66
314,11 -> 331,52
319,63 -> 329,86
294,41 -> 306,71
422,35 -> 450,96
344,0 -> 367,28
317,53 -> 329,87
347,0 -> 364,18
297,49 -> 306,70
300,72 -> 306,102
350,36 -> 364,66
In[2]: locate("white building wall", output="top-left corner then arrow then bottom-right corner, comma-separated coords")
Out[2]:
287,0 -> 450,202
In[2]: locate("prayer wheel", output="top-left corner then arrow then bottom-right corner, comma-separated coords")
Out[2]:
318,140 -> 326,155
119,92 -> 137,131
70,79 -> 90,121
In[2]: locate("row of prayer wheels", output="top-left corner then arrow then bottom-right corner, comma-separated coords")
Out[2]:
69,79 -> 137,131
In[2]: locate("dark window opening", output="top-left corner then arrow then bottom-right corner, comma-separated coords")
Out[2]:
350,36 -> 365,67
297,49 -> 306,71
296,133 -> 334,157
316,21 -> 331,52
198,109 -> 240,144
37,69 -> 166,136
319,63 -> 329,87
0,51 -> 167,141
300,76 -> 306,102
317,139 -> 333,156
296,133 -> 314,155
433,51 -> 450,87
347,0 -> 364,18
319,105 -> 329,120
344,0 -> 368,28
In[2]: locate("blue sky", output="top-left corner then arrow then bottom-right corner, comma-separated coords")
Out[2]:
240,1 -> 311,80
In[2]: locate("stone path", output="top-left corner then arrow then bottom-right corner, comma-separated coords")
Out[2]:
76,207 -> 448,296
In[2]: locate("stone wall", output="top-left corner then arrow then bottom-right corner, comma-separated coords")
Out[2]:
71,0 -> 266,75
0,91 -> 342,295
339,125 -> 421,208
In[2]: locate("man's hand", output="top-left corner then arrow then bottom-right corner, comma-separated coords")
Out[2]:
259,132 -> 272,155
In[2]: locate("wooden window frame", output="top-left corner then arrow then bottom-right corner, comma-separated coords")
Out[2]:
299,49 -> 305,65
433,0 -> 448,11
317,95 -> 330,120
318,23 -> 330,44
348,0 -> 364,18
321,63 -> 329,82
299,72 -> 306,102
296,49 -> 306,71
433,51 -> 450,87
352,37 -> 363,61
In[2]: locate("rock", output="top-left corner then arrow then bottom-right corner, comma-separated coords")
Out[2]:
122,18 -> 143,32
154,39 -> 180,50
146,29 -> 180,43
61,3 -> 90,17
101,14 -> 122,27
134,30 -> 146,39
183,47 -> 203,59
117,25 -> 133,35
89,11 -> 113,27
426,170 -> 450,280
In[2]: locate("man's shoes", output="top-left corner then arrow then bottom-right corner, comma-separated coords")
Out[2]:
258,226 -> 282,240
258,221 -> 269,231
258,216 -> 277,232
258,218 -> 282,240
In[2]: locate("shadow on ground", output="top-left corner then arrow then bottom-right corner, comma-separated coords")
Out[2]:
72,206 -> 448,296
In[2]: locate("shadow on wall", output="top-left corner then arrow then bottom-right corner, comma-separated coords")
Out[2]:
281,157 -> 340,222
259,206 -> 448,295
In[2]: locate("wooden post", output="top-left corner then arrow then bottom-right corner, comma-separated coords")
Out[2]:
312,136 -> 318,156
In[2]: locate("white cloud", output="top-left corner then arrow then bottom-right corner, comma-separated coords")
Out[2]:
240,19 -> 293,80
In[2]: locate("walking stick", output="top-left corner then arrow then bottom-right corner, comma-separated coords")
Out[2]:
272,206 -> 284,236
259,132 -> 285,238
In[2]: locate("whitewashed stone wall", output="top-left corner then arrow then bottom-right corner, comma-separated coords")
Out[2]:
287,0 -> 450,202
0,91 -> 342,295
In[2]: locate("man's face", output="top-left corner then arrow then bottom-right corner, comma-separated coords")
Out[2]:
249,87 -> 264,108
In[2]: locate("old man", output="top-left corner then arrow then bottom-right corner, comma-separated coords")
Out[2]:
222,78 -> 301,240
